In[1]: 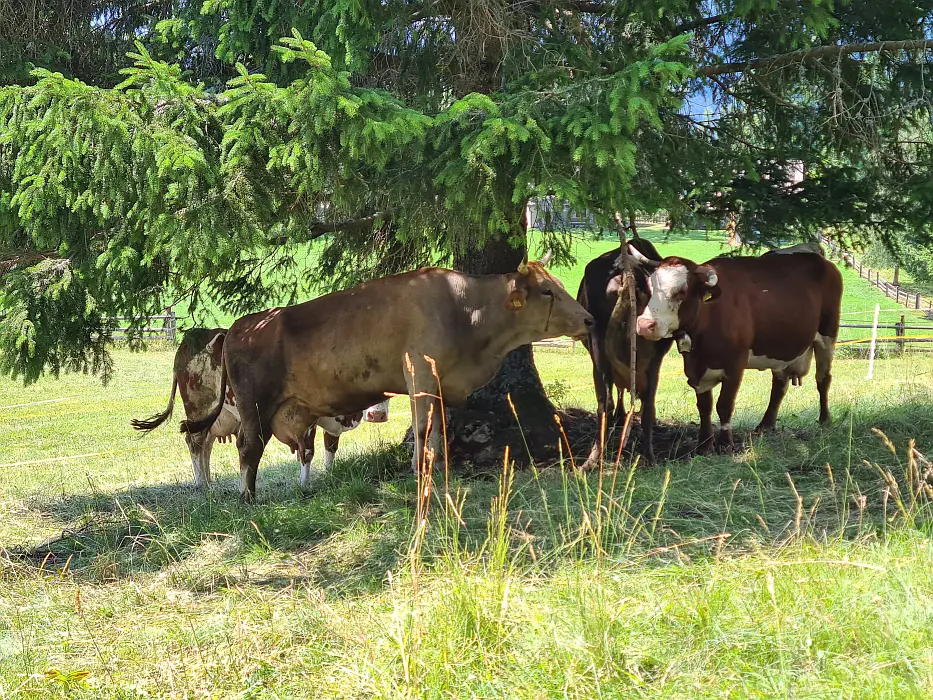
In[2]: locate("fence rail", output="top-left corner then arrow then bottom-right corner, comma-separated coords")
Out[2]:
111,309 -> 178,342
820,235 -> 933,313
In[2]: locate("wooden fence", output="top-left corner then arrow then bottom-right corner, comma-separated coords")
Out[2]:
111,309 -> 178,342
820,235 -> 933,313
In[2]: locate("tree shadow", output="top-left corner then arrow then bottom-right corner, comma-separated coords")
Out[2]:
6,402 -> 932,593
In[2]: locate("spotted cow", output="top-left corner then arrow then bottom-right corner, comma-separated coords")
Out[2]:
628,242 -> 842,453
131,328 -> 389,489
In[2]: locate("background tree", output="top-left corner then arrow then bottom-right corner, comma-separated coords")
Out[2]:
3,0 -> 933,462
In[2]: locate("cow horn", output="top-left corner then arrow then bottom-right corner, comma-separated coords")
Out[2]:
517,251 -> 530,275
538,249 -> 553,267
628,244 -> 660,269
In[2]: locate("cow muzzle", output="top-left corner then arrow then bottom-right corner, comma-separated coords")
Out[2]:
365,408 -> 389,423
636,316 -> 663,341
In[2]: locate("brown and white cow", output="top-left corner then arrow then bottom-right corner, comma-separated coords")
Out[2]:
131,328 -> 389,489
577,239 -> 674,467
180,253 -> 595,501
629,242 -> 842,453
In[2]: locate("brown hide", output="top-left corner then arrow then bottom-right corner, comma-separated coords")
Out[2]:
636,250 -> 842,452
210,260 -> 594,499
577,241 -> 672,466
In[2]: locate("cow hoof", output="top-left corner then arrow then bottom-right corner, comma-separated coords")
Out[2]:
696,440 -> 715,457
753,423 -> 775,435
238,491 -> 256,505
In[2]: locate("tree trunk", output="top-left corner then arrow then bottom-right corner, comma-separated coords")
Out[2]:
443,221 -> 562,470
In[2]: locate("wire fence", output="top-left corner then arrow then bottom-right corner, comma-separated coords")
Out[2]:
820,235 -> 933,314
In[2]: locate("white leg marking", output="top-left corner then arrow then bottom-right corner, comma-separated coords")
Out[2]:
323,449 -> 336,471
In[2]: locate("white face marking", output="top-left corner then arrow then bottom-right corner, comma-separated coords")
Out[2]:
316,416 -> 346,435
637,265 -> 690,340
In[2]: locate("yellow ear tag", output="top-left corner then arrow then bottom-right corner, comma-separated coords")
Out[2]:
702,292 -> 713,302
512,299 -> 523,308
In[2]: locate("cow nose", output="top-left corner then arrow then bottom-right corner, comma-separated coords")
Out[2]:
637,318 -> 657,336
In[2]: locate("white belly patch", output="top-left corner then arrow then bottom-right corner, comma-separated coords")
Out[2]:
746,353 -> 795,372
695,368 -> 725,393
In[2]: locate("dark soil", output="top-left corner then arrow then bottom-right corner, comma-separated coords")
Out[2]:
405,407 -> 747,476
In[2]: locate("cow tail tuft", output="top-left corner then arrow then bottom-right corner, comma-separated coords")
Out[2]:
131,377 -> 178,433
180,361 -> 227,435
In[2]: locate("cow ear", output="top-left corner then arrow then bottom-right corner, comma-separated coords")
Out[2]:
505,285 -> 529,311
695,265 -> 718,287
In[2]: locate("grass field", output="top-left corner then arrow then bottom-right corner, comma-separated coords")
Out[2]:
3,232 -> 933,697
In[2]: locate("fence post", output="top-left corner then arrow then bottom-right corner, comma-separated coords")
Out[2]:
896,314 -> 905,355
165,308 -> 177,343
916,294 -> 921,310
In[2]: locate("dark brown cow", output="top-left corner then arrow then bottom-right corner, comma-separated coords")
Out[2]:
629,242 -> 842,452
181,254 -> 594,500
131,328 -> 389,489
577,239 -> 674,467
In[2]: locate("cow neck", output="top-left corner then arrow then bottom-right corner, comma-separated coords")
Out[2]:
463,274 -> 537,358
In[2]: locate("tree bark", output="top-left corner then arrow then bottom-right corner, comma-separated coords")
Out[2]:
443,220 -> 562,470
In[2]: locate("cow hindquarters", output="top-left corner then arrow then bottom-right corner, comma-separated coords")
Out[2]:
814,333 -> 836,424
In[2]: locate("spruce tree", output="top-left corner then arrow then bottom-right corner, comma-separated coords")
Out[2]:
3,1 -> 933,462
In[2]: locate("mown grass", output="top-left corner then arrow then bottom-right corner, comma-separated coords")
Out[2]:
3,233 -> 933,696
2,345 -> 933,697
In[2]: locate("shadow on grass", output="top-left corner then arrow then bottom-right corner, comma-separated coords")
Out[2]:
7,402 -> 933,592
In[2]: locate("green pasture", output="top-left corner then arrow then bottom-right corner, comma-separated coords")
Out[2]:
2,232 -> 933,697
178,226 -> 933,350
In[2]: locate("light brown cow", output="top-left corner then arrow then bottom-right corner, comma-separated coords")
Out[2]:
131,328 -> 389,489
629,242 -> 842,453
181,253 -> 594,500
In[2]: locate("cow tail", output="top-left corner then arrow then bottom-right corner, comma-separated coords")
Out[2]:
131,376 -> 178,433
179,361 -> 227,436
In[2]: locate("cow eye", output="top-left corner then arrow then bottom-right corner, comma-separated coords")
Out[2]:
542,289 -> 555,297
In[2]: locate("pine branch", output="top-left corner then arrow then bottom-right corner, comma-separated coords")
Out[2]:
673,13 -> 727,35
0,249 -> 58,276
700,39 -> 933,77
275,211 -> 394,245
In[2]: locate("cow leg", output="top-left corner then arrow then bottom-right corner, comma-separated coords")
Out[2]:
236,413 -> 270,503
185,430 -> 214,489
409,393 -> 442,476
323,431 -> 340,472
715,368 -> 745,452
297,424 -> 318,491
756,372 -> 790,433
638,349 -> 667,465
814,334 -> 836,424
696,390 -> 714,455
583,328 -> 614,470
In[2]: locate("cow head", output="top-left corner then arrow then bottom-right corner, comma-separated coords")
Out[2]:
509,250 -> 594,340
363,400 -> 390,423
628,245 -> 719,341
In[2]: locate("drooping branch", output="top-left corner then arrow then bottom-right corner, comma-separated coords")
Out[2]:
673,13 -> 727,35
274,210 -> 393,245
0,249 -> 59,276
700,39 -> 933,77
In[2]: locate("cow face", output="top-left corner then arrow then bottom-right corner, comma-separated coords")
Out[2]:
629,248 -> 718,341
364,400 -> 390,423
512,252 -> 595,340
